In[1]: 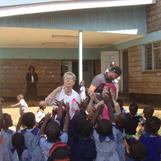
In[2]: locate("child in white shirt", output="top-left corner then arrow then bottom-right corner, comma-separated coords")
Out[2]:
35,101 -> 46,123
11,94 -> 28,116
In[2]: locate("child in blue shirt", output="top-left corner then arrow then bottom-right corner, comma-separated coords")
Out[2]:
10,132 -> 30,161
18,112 -> 44,161
113,113 -> 129,161
139,116 -> 161,161
69,113 -> 96,161
93,119 -> 120,161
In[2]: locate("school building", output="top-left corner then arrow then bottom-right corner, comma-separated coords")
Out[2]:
0,0 -> 161,103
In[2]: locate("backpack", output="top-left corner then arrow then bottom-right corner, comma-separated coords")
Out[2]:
48,142 -> 71,161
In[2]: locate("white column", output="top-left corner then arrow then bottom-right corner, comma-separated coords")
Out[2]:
78,30 -> 83,83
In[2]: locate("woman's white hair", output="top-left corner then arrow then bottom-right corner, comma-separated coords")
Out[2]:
63,71 -> 76,81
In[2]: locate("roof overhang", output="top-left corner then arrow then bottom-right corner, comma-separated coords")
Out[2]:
0,0 -> 156,18
0,27 -> 143,48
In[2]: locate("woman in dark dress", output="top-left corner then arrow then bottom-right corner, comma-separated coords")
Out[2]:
26,66 -> 38,105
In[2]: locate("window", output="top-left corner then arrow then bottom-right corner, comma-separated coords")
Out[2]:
144,41 -> 161,70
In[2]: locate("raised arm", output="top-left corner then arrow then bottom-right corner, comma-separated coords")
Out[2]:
11,102 -> 20,107
88,84 -> 96,96
45,86 -> 62,106
63,103 -> 70,132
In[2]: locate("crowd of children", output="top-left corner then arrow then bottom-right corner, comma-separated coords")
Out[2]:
0,70 -> 161,161
0,94 -> 160,161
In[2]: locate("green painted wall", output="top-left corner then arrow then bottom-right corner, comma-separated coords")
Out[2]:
0,48 -> 100,59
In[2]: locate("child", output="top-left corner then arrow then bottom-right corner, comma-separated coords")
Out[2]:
48,142 -> 71,161
10,132 -> 30,161
69,115 -> 96,161
139,116 -> 161,161
18,112 -> 44,161
39,106 -> 69,161
101,83 -> 121,121
136,106 -> 154,138
113,113 -> 129,161
11,94 -> 28,116
35,100 -> 46,123
93,119 -> 120,161
0,98 -> 14,161
125,102 -> 142,138
143,105 -> 154,120
79,80 -> 86,102
127,141 -> 147,161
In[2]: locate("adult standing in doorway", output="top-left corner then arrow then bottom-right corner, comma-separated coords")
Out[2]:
26,65 -> 38,106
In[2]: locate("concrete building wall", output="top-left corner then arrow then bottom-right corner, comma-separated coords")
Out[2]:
0,59 -> 61,97
0,47 -> 101,97
147,0 -> 161,33
128,46 -> 161,94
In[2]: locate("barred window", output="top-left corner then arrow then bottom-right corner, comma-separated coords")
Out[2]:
144,41 -> 161,70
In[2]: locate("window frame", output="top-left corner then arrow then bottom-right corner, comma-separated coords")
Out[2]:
143,40 -> 161,71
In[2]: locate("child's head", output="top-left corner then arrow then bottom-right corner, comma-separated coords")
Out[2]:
21,112 -> 36,129
12,132 -> 25,150
129,141 -> 147,160
143,106 -> 154,119
38,100 -> 46,110
79,119 -> 93,138
145,116 -> 161,135
3,113 -> 13,129
96,119 -> 112,136
116,98 -> 124,108
45,120 -> 60,142
48,142 -> 71,161
115,113 -> 128,128
17,94 -> 24,102
80,80 -> 85,86
129,102 -> 138,116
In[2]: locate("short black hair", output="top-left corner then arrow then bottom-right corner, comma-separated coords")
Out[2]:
22,112 -> 36,128
96,119 -> 112,136
145,116 -> 161,134
115,113 -> 128,128
12,132 -> 25,149
45,120 -> 60,142
129,102 -> 138,116
79,119 -> 93,138
109,66 -> 121,76
129,141 -> 147,160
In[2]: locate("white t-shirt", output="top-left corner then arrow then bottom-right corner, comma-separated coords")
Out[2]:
19,99 -> 28,115
55,88 -> 80,119
80,86 -> 86,101
31,75 -> 34,83
35,110 -> 45,123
